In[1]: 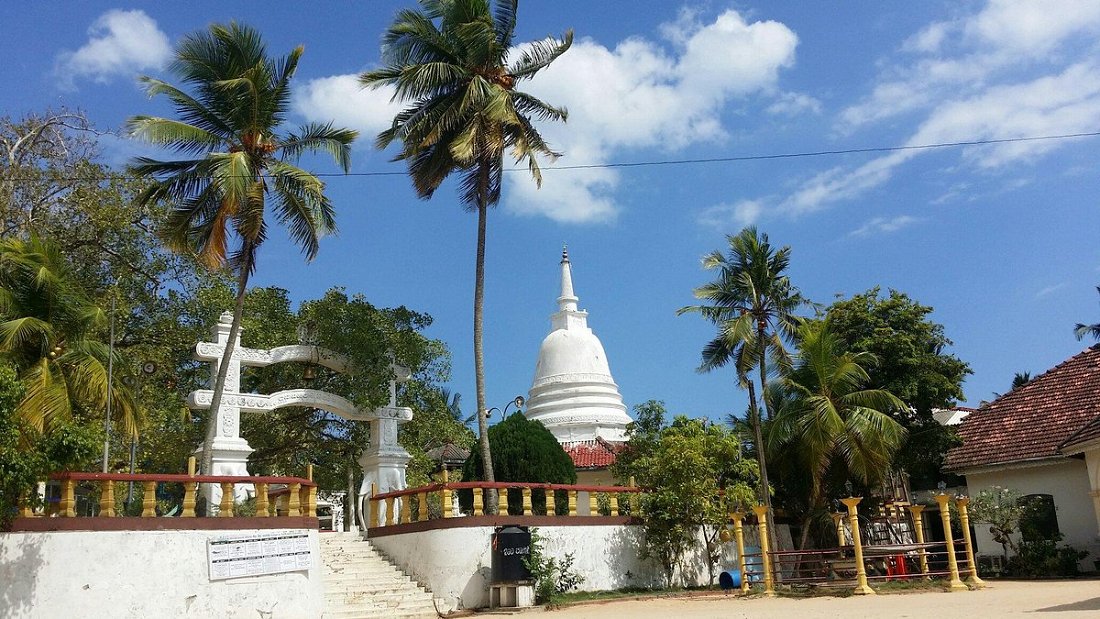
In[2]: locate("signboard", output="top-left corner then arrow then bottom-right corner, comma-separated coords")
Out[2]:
207,531 -> 312,580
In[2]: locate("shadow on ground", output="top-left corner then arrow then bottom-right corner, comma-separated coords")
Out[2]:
1036,597 -> 1100,612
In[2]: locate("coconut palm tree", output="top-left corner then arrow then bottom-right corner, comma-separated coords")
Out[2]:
361,0 -> 572,507
0,236 -> 138,437
769,320 -> 907,549
126,22 -> 356,474
1074,286 -> 1100,341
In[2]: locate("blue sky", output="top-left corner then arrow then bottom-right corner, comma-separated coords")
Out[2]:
3,1 -> 1100,422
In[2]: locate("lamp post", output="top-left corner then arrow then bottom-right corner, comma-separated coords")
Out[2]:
484,395 -> 526,422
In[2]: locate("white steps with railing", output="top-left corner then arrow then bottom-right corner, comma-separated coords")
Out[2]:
320,532 -> 440,618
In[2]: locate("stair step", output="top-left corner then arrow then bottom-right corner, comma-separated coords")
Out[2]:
321,537 -> 436,618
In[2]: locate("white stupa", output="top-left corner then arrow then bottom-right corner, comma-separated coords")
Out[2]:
525,248 -> 632,443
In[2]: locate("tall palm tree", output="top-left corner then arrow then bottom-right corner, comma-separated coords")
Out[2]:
769,320 -> 907,549
126,23 -> 356,474
0,236 -> 138,437
1074,286 -> 1100,341
361,0 -> 572,508
679,227 -> 807,548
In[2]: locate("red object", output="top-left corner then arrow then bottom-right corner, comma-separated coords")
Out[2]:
561,437 -> 625,468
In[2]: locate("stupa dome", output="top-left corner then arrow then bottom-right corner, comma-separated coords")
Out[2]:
525,249 -> 632,443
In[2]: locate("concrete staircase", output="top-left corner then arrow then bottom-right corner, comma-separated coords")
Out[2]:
320,533 -> 440,618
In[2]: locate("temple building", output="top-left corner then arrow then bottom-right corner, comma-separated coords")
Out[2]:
525,249 -> 633,484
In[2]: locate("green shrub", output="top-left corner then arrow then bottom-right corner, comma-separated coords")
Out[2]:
1007,534 -> 1088,578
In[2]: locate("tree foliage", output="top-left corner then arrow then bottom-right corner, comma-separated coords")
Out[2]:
614,403 -> 758,587
822,287 -> 971,488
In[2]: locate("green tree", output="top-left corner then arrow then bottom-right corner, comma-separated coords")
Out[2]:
679,226 -> 807,549
127,22 -> 357,476
822,288 -> 971,488
361,0 -> 572,509
615,413 -> 757,587
0,237 -> 139,437
1074,286 -> 1100,341
969,486 -> 1024,560
768,320 -> 906,549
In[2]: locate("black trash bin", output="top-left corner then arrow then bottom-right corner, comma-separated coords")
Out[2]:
491,525 -> 532,583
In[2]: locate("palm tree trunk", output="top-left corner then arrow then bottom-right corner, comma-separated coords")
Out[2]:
474,190 -> 496,513
747,371 -> 781,570
756,327 -> 781,560
200,250 -> 252,480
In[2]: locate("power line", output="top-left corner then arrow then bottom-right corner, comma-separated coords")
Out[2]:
5,131 -> 1099,184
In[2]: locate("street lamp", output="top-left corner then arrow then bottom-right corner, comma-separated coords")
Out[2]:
484,395 -> 526,421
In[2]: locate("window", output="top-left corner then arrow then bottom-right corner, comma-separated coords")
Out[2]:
1018,494 -> 1059,542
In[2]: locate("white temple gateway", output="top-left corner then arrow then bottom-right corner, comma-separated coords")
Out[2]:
525,249 -> 633,446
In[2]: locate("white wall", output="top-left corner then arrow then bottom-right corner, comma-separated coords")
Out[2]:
0,529 -> 324,619
965,459 -> 1100,570
370,523 -> 784,611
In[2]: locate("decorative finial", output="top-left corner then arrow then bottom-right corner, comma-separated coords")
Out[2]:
561,244 -> 569,264
218,310 -> 233,325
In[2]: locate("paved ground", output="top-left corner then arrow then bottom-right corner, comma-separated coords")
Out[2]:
541,580 -> 1100,618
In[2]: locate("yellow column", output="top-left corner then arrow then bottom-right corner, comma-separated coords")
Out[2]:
287,482 -> 301,517
60,479 -> 76,517
218,482 -> 234,517
840,497 -> 875,595
305,464 -> 317,517
610,493 -> 620,516
628,477 -> 639,514
908,505 -> 929,578
731,511 -> 749,594
955,497 -> 985,587
832,512 -> 845,545
473,487 -> 485,516
933,494 -> 967,591
568,490 -> 578,517
400,494 -> 412,524
99,480 -> 116,517
254,483 -> 268,517
382,496 -> 394,525
522,488 -> 533,516
18,490 -> 34,518
143,480 -> 158,517
751,505 -> 776,596
589,492 -> 599,516
183,457 -> 197,518
546,489 -> 557,516
441,485 -> 453,519
368,483 -> 379,528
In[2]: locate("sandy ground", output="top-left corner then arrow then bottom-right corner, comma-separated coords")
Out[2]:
535,580 -> 1100,618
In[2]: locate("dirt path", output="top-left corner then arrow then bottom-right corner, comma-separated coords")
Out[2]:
541,580 -> 1100,618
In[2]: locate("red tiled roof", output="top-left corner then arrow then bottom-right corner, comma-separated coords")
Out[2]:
561,437 -> 625,469
945,345 -> 1100,471
1060,414 -> 1100,452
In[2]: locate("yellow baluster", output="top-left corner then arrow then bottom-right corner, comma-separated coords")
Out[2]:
752,505 -> 775,596
908,505 -> 929,578
628,476 -> 640,514
610,493 -> 620,516
832,512 -> 845,545
441,484 -> 452,519
400,494 -> 412,524
287,482 -> 301,517
219,482 -> 234,517
589,492 -> 599,516
100,480 -> 115,517
731,511 -> 749,594
473,488 -> 484,516
253,483 -> 268,518
546,489 -> 557,516
368,483 -> 379,528
385,497 -> 395,526
522,488 -> 533,516
143,481 -> 158,518
18,490 -> 34,518
60,478 -> 75,517
933,494 -> 967,591
182,457 -> 197,518
955,497 -> 985,587
841,497 -> 874,595
568,490 -> 578,517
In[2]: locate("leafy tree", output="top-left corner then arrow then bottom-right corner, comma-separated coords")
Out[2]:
679,226 -> 807,550
462,412 -> 575,514
1074,286 -> 1100,341
361,0 -> 572,510
768,320 -> 906,549
0,237 -> 138,437
615,411 -> 758,587
822,287 -> 971,488
969,486 -> 1024,560
127,22 -> 357,477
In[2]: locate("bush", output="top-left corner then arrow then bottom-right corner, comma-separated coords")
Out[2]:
524,528 -> 584,607
1006,534 -> 1088,578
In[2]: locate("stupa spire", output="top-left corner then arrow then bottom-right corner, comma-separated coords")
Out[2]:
558,245 -> 578,312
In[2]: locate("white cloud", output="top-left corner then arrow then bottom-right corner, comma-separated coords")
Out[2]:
1035,282 -> 1068,299
766,92 -> 822,116
294,74 -> 404,137
849,215 -> 920,237
696,200 -> 764,229
55,10 -> 170,89
510,10 -> 799,223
